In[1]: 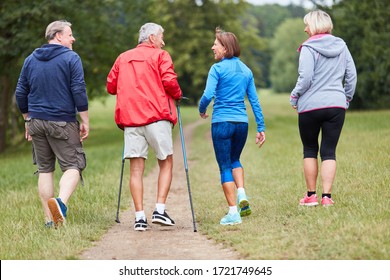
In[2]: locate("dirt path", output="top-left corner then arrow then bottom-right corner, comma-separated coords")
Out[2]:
80,120 -> 241,260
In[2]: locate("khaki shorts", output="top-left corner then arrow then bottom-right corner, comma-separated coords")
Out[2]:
27,119 -> 86,173
124,120 -> 173,160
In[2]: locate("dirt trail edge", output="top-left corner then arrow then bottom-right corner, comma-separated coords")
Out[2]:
80,120 -> 241,260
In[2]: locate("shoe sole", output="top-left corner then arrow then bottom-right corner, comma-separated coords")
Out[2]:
238,199 -> 249,208
299,203 -> 319,206
48,198 -> 65,228
322,203 -> 334,207
152,216 -> 175,226
134,225 -> 148,231
220,220 -> 242,226
238,199 -> 251,217
239,206 -> 252,217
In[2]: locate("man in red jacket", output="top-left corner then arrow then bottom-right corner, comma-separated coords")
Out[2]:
107,23 -> 182,231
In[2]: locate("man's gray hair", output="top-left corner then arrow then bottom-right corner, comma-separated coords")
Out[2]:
45,20 -> 72,41
138,23 -> 164,44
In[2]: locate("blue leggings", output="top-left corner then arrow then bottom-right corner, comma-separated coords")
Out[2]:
211,122 -> 248,184
298,108 -> 345,161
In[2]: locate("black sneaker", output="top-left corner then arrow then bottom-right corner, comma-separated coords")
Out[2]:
134,219 -> 148,231
152,210 -> 175,226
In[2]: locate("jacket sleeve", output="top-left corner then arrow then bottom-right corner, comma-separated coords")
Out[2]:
199,65 -> 218,114
106,56 -> 120,95
15,58 -> 31,114
70,54 -> 88,112
290,46 -> 315,106
344,48 -> 357,108
247,75 -> 265,132
159,51 -> 182,100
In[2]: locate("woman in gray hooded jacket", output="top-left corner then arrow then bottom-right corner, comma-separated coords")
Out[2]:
290,10 -> 357,207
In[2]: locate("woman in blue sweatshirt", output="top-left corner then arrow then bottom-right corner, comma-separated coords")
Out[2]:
199,27 -> 266,225
290,10 -> 357,207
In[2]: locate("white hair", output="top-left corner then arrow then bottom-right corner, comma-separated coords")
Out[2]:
138,23 -> 164,44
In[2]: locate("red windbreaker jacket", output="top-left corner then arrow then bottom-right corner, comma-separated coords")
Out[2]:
107,43 -> 182,129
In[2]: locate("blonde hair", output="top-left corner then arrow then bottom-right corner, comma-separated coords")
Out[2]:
45,20 -> 72,41
304,10 -> 333,35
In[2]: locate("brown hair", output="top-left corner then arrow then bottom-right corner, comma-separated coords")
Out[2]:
215,27 -> 240,58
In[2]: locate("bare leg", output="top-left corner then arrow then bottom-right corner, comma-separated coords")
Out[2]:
38,172 -> 55,222
232,167 -> 244,188
156,155 -> 173,204
222,182 -> 236,207
220,181 -> 242,225
303,158 -> 318,192
130,158 -> 145,212
58,169 -> 80,205
321,159 -> 336,194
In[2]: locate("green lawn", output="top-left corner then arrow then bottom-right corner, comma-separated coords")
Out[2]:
1,91 -> 389,259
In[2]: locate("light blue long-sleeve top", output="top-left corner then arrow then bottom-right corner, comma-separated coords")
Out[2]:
198,57 -> 265,132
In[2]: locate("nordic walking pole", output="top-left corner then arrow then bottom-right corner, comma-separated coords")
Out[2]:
177,101 -> 198,232
115,149 -> 125,223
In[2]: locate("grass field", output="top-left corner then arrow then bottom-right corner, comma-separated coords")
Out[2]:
0,91 -> 389,259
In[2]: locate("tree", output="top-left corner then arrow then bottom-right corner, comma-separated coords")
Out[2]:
146,0 -> 266,104
0,0 -> 148,153
0,0 -> 266,152
246,3 -> 306,87
0,0 -> 50,152
270,18 -> 307,93
328,0 -> 390,109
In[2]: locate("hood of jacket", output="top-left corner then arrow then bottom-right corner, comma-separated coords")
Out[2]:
32,44 -> 71,61
299,34 -> 346,58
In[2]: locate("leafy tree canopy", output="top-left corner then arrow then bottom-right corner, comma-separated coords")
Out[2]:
270,18 -> 307,93
328,0 -> 390,109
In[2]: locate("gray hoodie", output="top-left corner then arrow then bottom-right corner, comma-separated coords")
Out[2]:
290,34 -> 357,113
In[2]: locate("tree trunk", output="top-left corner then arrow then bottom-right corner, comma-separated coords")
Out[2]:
0,75 -> 11,153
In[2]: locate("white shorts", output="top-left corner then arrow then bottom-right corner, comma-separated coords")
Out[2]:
124,120 -> 173,160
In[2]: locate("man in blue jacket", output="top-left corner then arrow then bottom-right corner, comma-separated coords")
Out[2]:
15,20 -> 89,228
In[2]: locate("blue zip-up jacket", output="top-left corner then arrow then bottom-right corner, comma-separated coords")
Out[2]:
15,44 -> 88,122
199,57 -> 265,132
290,34 -> 357,113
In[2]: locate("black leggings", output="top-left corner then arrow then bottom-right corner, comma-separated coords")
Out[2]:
298,108 -> 345,161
